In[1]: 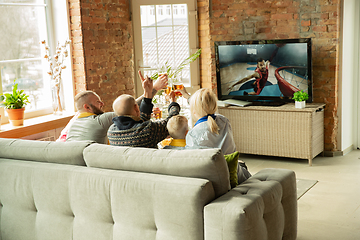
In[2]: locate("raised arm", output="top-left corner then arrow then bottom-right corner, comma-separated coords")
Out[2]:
174,87 -> 191,100
228,72 -> 260,91
265,60 -> 271,68
138,74 -> 154,122
142,75 -> 153,99
136,70 -> 168,105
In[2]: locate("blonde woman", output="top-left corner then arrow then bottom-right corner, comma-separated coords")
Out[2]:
185,88 -> 236,154
178,88 -> 251,184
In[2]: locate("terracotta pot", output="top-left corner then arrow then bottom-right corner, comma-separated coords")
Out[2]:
6,108 -> 25,126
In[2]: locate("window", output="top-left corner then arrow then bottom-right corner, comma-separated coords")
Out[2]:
181,5 -> 185,15
0,0 -> 73,124
158,5 -> 163,15
133,0 -> 199,97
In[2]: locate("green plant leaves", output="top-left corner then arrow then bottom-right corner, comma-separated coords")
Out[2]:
171,49 -> 201,79
0,81 -> 30,109
292,90 -> 309,102
150,49 -> 202,80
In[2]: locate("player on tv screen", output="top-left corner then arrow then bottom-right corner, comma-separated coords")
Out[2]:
228,58 -> 270,95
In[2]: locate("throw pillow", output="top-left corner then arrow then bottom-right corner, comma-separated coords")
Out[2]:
224,151 -> 239,188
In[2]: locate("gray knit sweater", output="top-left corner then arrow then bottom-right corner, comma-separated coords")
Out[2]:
107,98 -> 180,148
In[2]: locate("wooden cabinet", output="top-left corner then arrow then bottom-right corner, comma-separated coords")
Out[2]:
218,103 -> 325,166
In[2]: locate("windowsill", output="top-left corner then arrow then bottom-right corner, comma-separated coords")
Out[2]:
0,112 -> 74,139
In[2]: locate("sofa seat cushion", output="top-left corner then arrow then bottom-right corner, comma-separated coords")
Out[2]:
0,138 -> 92,166
0,159 -> 215,240
83,144 -> 231,197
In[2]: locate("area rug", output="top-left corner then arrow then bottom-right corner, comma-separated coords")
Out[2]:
296,178 -> 318,200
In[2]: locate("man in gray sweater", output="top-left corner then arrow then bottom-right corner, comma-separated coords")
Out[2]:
62,72 -> 168,144
65,91 -> 115,144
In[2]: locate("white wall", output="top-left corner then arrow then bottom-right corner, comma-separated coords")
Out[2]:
340,0 -> 360,152
355,0 -> 360,149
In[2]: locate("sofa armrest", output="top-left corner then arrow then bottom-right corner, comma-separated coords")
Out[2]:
204,168 -> 297,240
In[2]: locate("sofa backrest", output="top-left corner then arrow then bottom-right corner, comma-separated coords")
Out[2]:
83,144 -> 231,197
0,158 -> 215,240
0,138 -> 92,166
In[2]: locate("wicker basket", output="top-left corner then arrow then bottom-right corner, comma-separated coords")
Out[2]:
218,103 -> 325,166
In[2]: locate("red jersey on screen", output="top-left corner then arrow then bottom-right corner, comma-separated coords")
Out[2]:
254,66 -> 269,95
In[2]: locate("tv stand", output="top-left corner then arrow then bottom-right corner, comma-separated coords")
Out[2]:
248,101 -> 286,107
218,103 -> 325,166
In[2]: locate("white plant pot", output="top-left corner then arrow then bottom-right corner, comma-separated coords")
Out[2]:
295,101 -> 306,109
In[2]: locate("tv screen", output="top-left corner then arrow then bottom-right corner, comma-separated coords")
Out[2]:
215,38 -> 312,105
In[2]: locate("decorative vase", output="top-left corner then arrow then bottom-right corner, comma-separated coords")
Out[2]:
51,85 -> 64,115
295,101 -> 306,109
6,108 -> 25,126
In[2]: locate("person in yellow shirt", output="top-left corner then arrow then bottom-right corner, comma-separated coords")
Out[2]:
59,71 -> 169,144
163,115 -> 189,149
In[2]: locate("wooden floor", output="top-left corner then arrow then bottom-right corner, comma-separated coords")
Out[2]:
243,150 -> 360,240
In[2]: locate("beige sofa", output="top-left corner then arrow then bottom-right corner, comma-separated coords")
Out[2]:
0,138 -> 297,240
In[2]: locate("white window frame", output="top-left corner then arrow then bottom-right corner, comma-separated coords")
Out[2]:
0,0 -> 74,124
181,5 -> 185,15
132,0 -> 200,98
158,5 -> 164,15
150,6 -> 155,15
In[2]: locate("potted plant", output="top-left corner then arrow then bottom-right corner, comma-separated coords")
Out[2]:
0,80 -> 30,126
292,90 -> 309,109
151,48 -> 201,104
152,49 -> 201,80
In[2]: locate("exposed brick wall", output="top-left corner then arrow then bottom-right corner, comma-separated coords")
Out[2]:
68,0 -> 341,152
206,0 -> 341,152
68,0 -> 134,112
197,0 -> 214,89
69,0 -> 87,94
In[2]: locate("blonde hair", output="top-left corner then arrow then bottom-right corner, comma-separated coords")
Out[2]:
167,115 -> 189,139
190,88 -> 219,134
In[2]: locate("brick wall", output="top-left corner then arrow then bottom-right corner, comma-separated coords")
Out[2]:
68,0 -> 134,112
68,0 -> 341,152
197,0 -> 214,89
69,0 -> 86,94
204,0 -> 341,152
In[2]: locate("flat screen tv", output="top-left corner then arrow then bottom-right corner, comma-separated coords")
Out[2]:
215,38 -> 312,106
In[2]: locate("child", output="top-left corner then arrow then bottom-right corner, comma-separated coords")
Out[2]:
179,88 -> 251,184
163,115 -> 189,149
